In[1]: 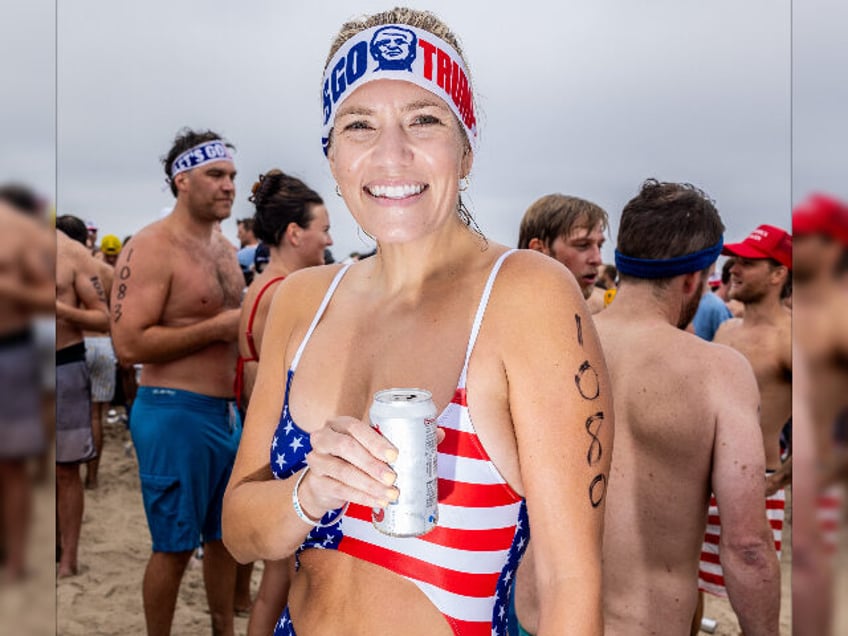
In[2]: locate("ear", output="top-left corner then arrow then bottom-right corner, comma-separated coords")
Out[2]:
770,265 -> 789,286
460,146 -> 474,180
527,237 -> 549,255
174,172 -> 189,193
285,221 -> 301,246
681,270 -> 705,295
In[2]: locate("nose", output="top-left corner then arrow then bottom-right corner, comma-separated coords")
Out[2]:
588,245 -> 603,266
372,121 -> 414,168
326,232 -> 334,246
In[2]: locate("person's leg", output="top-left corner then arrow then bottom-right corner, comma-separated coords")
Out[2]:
234,561 -> 254,614
0,459 -> 31,580
247,558 -> 292,636
55,462 -> 83,577
202,539 -> 238,636
85,401 -> 105,489
142,549 -> 193,636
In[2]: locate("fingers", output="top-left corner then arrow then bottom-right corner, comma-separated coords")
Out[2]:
305,416 -> 400,511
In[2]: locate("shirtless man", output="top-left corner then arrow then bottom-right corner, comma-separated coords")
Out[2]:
109,128 -> 244,636
0,194 -> 54,581
56,223 -> 111,577
518,193 -> 608,313
595,180 -> 779,635
791,193 -> 848,636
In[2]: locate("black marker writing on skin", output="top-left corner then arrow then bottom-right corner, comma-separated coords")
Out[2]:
589,474 -> 607,508
90,276 -> 106,303
575,314 -> 583,347
575,360 -> 600,400
585,412 -> 604,466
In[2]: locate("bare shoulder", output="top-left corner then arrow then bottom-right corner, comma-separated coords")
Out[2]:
271,263 -> 348,317
492,248 -> 584,308
703,340 -> 758,394
714,316 -> 742,339
120,220 -> 170,257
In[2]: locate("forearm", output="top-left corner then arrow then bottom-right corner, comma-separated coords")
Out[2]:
56,302 -> 109,332
113,316 -> 232,365
223,472 -> 314,563
536,573 -> 602,636
722,540 -> 781,636
766,456 -> 792,495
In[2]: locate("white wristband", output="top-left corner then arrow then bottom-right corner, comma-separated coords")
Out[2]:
291,466 -> 349,528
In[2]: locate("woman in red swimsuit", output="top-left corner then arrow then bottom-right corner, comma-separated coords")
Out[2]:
224,8 -> 612,635
235,169 -> 332,636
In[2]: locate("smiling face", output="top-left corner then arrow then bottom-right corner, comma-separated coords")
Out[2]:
728,257 -> 786,303
327,80 -> 472,245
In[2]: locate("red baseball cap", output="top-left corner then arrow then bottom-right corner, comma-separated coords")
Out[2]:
722,224 -> 792,269
792,193 -> 848,246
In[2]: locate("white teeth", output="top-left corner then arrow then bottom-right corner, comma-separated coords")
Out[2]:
367,184 -> 424,199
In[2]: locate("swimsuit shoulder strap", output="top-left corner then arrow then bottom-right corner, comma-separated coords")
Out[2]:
245,275 -> 287,361
458,249 -> 517,388
290,264 -> 353,372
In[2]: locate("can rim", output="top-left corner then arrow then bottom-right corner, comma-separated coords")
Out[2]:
372,388 -> 433,404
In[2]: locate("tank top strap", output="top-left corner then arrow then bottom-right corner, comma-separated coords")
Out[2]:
458,249 -> 517,388
290,264 -> 353,372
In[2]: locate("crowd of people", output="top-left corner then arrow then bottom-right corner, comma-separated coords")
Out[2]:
1,5 -> 847,636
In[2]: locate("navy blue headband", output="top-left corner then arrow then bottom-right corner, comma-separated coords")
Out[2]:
615,238 -> 724,279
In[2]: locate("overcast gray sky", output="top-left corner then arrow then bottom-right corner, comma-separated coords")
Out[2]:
2,0 -> 844,262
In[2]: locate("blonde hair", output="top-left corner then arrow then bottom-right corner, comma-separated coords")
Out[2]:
325,7 -> 469,74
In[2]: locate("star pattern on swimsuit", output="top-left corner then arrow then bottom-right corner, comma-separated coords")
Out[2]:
289,436 -> 304,452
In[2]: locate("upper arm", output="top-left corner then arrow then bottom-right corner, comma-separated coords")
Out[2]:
501,254 -> 613,574
109,234 -> 171,342
711,347 -> 769,542
75,253 -> 109,314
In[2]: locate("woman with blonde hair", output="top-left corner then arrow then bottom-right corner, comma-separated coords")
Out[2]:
224,8 -> 611,635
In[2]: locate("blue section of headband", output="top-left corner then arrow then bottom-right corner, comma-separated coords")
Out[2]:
614,238 -> 724,279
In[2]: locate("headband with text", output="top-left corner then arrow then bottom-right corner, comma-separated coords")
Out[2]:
170,140 -> 234,179
321,24 -> 478,156
615,238 -> 724,279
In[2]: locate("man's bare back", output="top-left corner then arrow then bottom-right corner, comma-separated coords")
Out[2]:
110,217 -> 242,397
595,306 -> 773,635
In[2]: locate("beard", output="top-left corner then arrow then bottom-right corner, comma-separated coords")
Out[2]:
678,289 -> 704,329
729,283 -> 766,305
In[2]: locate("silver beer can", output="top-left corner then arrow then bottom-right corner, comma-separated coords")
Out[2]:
369,388 -> 438,537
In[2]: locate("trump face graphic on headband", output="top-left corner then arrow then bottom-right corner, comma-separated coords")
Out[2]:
370,26 -> 417,71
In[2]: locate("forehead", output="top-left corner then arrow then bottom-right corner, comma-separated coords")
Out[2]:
564,222 -> 605,241
195,160 -> 236,175
338,79 -> 452,114
309,204 -> 329,223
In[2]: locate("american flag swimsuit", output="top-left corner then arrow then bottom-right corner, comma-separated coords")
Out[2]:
271,250 -> 529,636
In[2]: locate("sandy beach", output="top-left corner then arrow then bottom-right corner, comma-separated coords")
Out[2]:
55,413 -> 814,635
